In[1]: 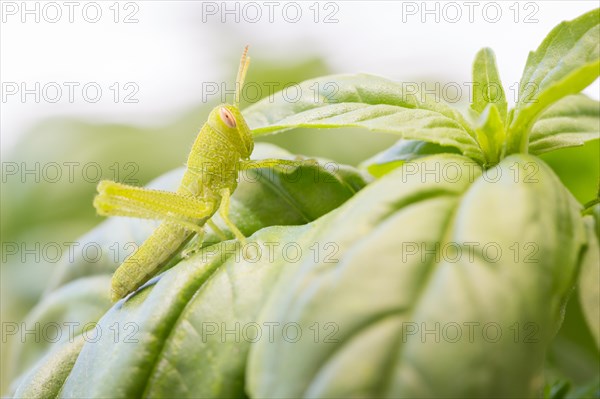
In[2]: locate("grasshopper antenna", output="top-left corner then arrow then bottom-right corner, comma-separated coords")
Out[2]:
235,45 -> 250,107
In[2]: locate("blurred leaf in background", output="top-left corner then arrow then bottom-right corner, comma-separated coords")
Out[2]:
540,139 -> 600,205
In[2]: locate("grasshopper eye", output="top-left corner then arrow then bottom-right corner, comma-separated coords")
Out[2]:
219,107 -> 237,128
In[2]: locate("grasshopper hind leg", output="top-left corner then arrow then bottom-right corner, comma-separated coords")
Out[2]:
94,180 -> 216,301
94,180 -> 214,233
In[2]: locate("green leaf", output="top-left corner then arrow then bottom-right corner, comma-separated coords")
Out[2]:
56,225 -> 315,398
540,139 -> 600,204
248,154 -> 588,398
475,104 -> 506,165
529,94 -> 600,155
544,380 -> 571,399
5,276 -> 111,394
567,378 -> 600,399
359,140 -> 461,178
243,74 -> 484,163
506,8 -> 600,154
579,206 -> 600,349
471,48 -> 507,123
13,336 -> 85,399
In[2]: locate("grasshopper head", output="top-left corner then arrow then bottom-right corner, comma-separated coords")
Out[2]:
208,104 -> 254,159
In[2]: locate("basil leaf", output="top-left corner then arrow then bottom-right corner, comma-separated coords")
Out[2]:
475,103 -> 506,165
529,94 -> 600,155
506,9 -> 600,154
579,207 -> 600,349
6,276 -> 111,395
359,140 -> 460,178
244,74 -> 484,163
471,47 -> 507,123
248,154 -> 587,398
13,336 -> 85,399
57,225 -> 314,398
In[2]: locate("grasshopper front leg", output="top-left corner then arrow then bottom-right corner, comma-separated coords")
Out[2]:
217,188 -> 247,245
239,158 -> 319,172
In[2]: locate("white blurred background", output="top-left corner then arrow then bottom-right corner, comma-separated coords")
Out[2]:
2,0 -> 598,155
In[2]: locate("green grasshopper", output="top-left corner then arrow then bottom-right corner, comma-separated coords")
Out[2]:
94,47 -> 308,302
